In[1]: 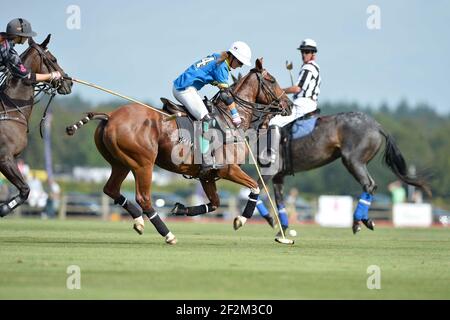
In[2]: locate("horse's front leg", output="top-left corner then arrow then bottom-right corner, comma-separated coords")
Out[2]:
217,164 -> 260,230
0,155 -> 30,217
171,178 -> 220,216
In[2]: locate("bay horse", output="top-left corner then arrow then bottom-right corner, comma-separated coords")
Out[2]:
0,35 -> 72,217
239,111 -> 432,234
66,58 -> 292,244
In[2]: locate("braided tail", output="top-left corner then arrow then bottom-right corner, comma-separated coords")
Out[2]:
66,112 -> 109,136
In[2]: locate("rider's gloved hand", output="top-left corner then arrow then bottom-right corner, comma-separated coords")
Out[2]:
232,113 -> 242,127
49,71 -> 62,81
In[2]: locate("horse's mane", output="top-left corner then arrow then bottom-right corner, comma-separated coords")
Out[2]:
231,69 -> 257,94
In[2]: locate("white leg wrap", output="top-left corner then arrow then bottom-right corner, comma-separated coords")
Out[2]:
165,232 -> 177,245
250,186 -> 260,194
133,216 -> 145,235
134,216 -> 144,225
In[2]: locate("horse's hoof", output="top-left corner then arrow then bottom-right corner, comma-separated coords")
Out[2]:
233,216 -> 247,230
362,219 -> 375,231
165,232 -> 177,245
352,222 -> 361,234
265,216 -> 275,228
0,204 -> 10,218
133,223 -> 144,235
133,216 -> 145,235
171,202 -> 187,216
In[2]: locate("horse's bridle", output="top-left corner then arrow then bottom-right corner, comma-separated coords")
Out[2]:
229,69 -> 292,116
28,43 -> 63,90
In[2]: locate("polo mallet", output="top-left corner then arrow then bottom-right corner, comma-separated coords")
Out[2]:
286,61 -> 294,86
63,76 -> 174,119
241,135 -> 294,245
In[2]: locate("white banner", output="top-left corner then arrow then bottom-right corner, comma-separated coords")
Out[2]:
393,203 -> 432,227
315,195 -> 353,227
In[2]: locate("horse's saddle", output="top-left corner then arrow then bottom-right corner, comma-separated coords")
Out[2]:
161,97 -> 197,120
160,97 -> 239,147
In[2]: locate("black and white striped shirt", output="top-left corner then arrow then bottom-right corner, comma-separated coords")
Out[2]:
293,61 -> 321,101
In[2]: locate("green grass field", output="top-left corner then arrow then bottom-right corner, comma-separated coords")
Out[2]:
0,218 -> 449,299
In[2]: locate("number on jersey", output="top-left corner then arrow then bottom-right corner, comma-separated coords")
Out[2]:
196,56 -> 215,68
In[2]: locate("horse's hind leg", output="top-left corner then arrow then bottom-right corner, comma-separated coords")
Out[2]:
133,165 -> 177,244
0,155 -> 30,217
341,156 -> 377,233
104,164 -> 147,235
251,174 -> 275,228
95,123 -> 144,234
171,179 -> 220,216
272,174 -> 290,236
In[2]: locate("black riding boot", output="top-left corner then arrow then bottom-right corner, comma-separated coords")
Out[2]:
261,125 -> 281,164
199,114 -> 216,177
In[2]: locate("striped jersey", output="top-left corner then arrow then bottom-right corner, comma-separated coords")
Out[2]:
293,60 -> 321,101
0,39 -> 30,79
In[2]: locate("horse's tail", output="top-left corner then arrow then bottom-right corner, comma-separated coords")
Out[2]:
379,129 -> 432,197
66,112 -> 109,136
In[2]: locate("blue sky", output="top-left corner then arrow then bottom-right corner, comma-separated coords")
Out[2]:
2,0 -> 450,113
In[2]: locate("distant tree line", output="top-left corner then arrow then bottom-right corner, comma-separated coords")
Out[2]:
21,95 -> 450,202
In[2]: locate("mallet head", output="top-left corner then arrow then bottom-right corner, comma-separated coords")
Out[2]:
275,237 -> 295,245
286,61 -> 293,70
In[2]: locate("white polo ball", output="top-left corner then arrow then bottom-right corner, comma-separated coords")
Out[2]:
288,229 -> 297,237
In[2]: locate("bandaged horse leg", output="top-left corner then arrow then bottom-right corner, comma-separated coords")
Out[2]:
0,155 -> 30,217
273,174 -> 289,235
256,199 -> 274,228
134,166 -> 176,244
234,186 -> 260,230
102,163 -> 144,234
171,179 -> 220,216
353,191 -> 375,233
216,164 -> 260,230
254,174 -> 276,228
341,154 -> 377,234
113,194 -> 144,234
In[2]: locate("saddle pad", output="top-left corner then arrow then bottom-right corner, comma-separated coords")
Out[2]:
175,116 -> 194,145
291,117 -> 317,140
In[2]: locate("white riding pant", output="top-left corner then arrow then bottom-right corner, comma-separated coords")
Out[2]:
172,85 -> 208,120
269,97 -> 317,127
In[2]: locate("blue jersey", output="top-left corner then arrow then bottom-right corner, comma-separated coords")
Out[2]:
173,53 -> 230,91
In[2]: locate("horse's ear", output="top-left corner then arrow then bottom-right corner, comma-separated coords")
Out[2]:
40,34 -> 51,49
255,57 -> 264,71
28,37 -> 36,46
238,72 -> 243,80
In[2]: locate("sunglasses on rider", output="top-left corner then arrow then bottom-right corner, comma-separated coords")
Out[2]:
301,50 -> 314,55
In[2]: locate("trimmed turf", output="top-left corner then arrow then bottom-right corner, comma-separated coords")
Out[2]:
0,218 -> 448,299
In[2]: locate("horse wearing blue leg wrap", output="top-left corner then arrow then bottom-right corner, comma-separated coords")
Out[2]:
277,204 -> 289,229
354,192 -> 372,221
256,199 -> 275,228
352,192 -> 375,233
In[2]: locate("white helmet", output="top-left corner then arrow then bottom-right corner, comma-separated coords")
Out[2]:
298,38 -> 317,52
229,41 -> 252,66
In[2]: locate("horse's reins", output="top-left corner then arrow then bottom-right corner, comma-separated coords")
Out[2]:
0,43 -> 61,134
28,43 -> 63,138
